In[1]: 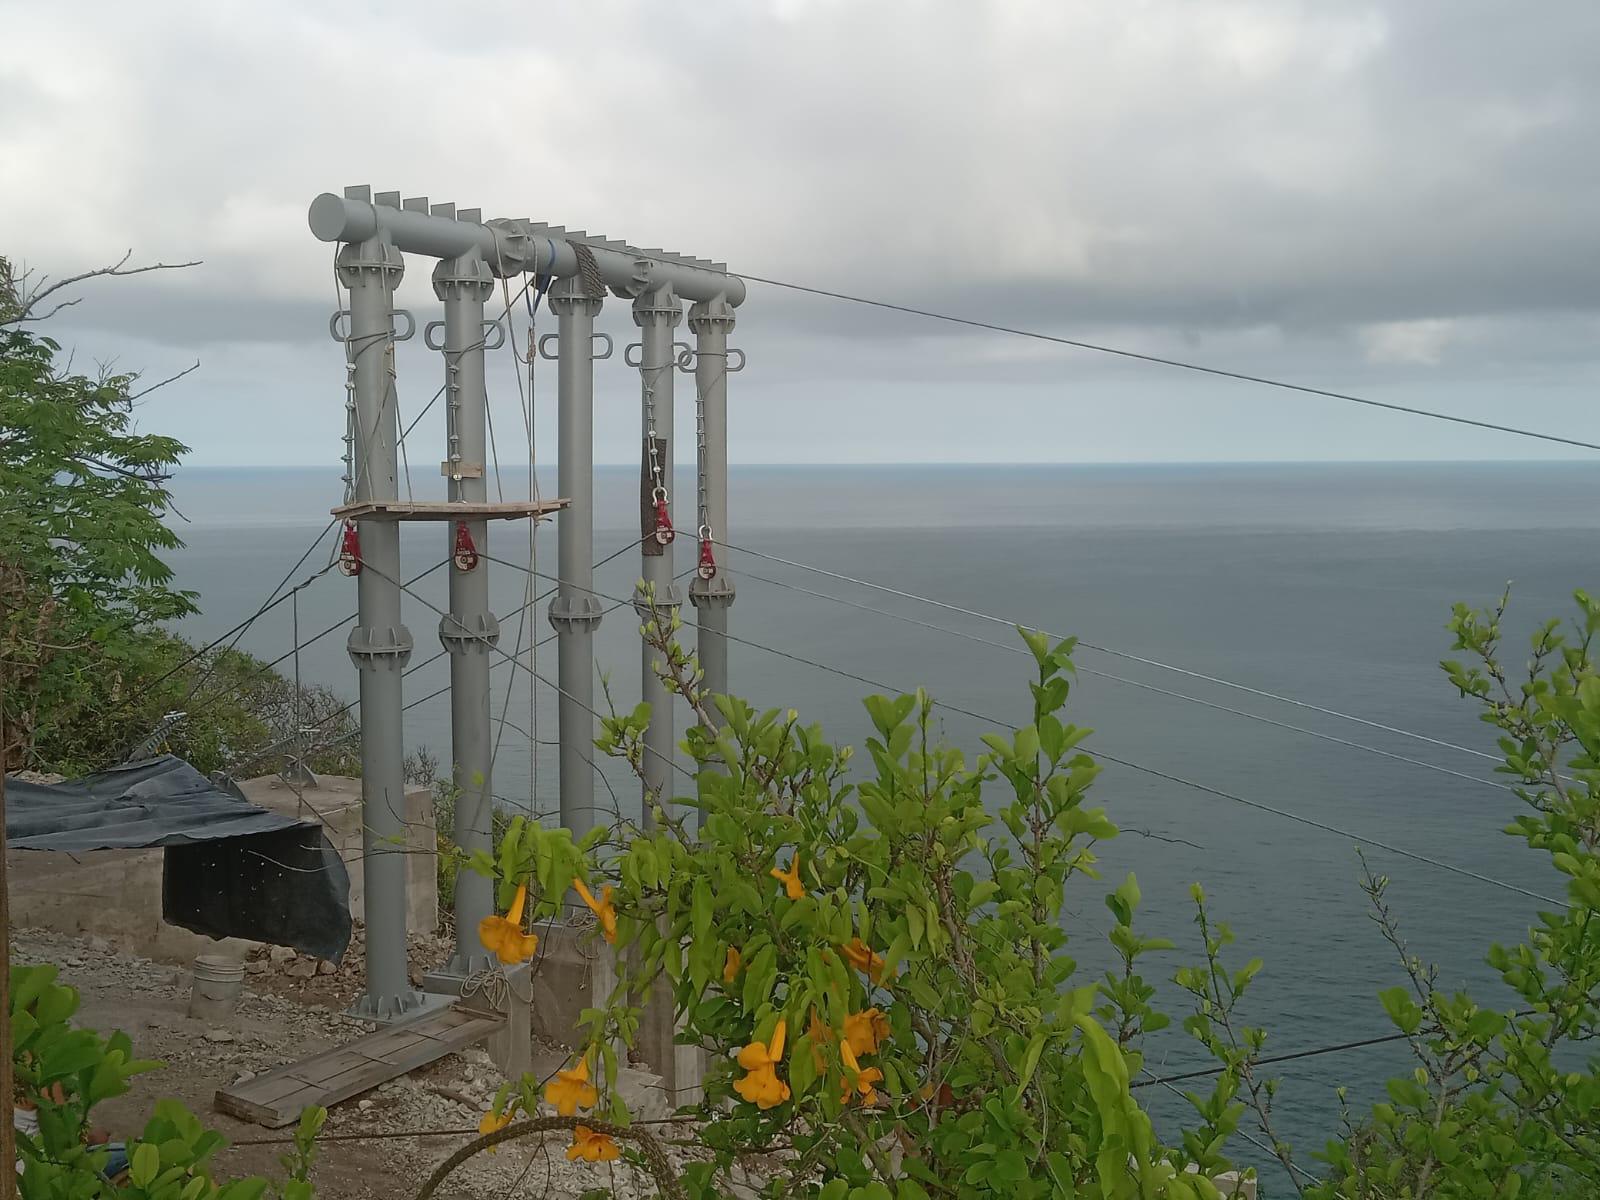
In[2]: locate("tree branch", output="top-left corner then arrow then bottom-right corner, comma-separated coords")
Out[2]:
127,360 -> 200,404
5,252 -> 201,327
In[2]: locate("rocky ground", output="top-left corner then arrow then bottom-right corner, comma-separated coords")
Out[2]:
12,928 -> 699,1199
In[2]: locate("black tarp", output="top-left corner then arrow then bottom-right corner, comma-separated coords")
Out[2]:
6,755 -> 351,962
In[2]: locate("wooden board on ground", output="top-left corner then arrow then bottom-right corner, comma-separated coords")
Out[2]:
214,1005 -> 505,1128
330,499 -> 569,522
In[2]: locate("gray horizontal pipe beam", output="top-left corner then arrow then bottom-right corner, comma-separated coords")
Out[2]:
308,192 -> 745,306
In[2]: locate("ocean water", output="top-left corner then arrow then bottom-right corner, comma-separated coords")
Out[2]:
164,461 -> 1597,1184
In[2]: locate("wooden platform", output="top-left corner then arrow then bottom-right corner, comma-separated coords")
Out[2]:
331,499 -> 569,522
214,1004 -> 504,1128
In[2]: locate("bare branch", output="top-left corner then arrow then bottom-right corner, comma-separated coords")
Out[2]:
4,251 -> 201,327
128,360 -> 200,403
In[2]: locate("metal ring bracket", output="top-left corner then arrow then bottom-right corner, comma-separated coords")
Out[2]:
423,319 -> 503,353
726,347 -> 747,372
623,342 -> 643,368
328,309 -> 416,343
538,332 -> 615,361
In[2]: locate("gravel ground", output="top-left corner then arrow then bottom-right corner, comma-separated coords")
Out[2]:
11,928 -> 697,1198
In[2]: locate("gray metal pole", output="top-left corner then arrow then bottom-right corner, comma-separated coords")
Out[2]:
687,298 -> 736,719
432,250 -> 499,982
633,285 -> 682,819
340,232 -> 421,1022
547,276 -> 605,837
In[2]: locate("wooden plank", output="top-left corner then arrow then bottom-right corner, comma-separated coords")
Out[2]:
330,499 -> 569,522
214,1007 -> 504,1128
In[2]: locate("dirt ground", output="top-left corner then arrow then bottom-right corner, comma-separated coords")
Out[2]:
11,928 -> 691,1200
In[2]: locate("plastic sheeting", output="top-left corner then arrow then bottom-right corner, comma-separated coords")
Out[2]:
6,755 -> 351,962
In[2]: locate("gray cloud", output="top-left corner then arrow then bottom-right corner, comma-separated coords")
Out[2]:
3,0 -> 1598,464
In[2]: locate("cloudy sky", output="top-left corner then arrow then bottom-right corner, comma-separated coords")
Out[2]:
4,0 -> 1598,465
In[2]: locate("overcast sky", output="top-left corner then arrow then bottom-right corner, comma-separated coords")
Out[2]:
4,0 -> 1598,465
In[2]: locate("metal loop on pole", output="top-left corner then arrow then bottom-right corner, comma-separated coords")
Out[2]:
481,319 -> 506,351
623,342 -> 644,368
536,332 -> 561,360
422,321 -> 446,351
675,347 -> 697,373
327,309 -> 352,341
726,347 -> 747,373
590,333 -> 614,361
391,310 -> 417,342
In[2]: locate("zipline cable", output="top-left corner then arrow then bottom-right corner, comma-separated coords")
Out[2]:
655,252 -> 1600,454
663,614 -> 1566,908
716,539 -> 1503,767
470,551 -> 1561,906
729,564 -> 1512,794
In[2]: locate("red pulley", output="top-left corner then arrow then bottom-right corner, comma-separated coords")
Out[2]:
652,498 -> 675,546
337,522 -> 362,576
696,534 -> 717,580
452,521 -> 479,571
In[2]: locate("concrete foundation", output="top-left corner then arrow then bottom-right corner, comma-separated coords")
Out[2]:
6,774 -> 436,965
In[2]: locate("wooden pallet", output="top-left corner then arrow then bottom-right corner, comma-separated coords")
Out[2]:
331,499 -> 568,522
214,1005 -> 504,1128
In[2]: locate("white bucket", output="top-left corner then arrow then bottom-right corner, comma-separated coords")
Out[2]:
188,955 -> 246,1022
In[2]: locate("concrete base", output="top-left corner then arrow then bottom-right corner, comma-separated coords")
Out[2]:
530,919 -> 703,1107
456,962 -> 534,1080
6,773 -> 437,966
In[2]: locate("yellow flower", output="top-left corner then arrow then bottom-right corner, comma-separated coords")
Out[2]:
544,1056 -> 598,1117
478,1105 -> 512,1153
770,853 -> 805,900
478,883 -> 540,965
839,1038 -> 884,1107
572,877 -> 618,943
839,938 -> 888,982
843,1008 -> 890,1057
722,945 -> 741,985
733,1018 -> 791,1110
566,1125 -> 620,1163
808,1009 -> 833,1071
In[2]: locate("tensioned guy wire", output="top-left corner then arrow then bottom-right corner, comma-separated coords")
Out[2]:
728,564 -> 1512,795
671,614 -> 1565,908
608,245 -> 1600,455
715,539 -> 1505,766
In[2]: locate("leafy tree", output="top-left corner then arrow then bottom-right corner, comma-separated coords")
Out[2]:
0,255 -> 195,771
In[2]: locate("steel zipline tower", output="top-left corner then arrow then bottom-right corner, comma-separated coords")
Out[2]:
309,188 -> 745,1023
